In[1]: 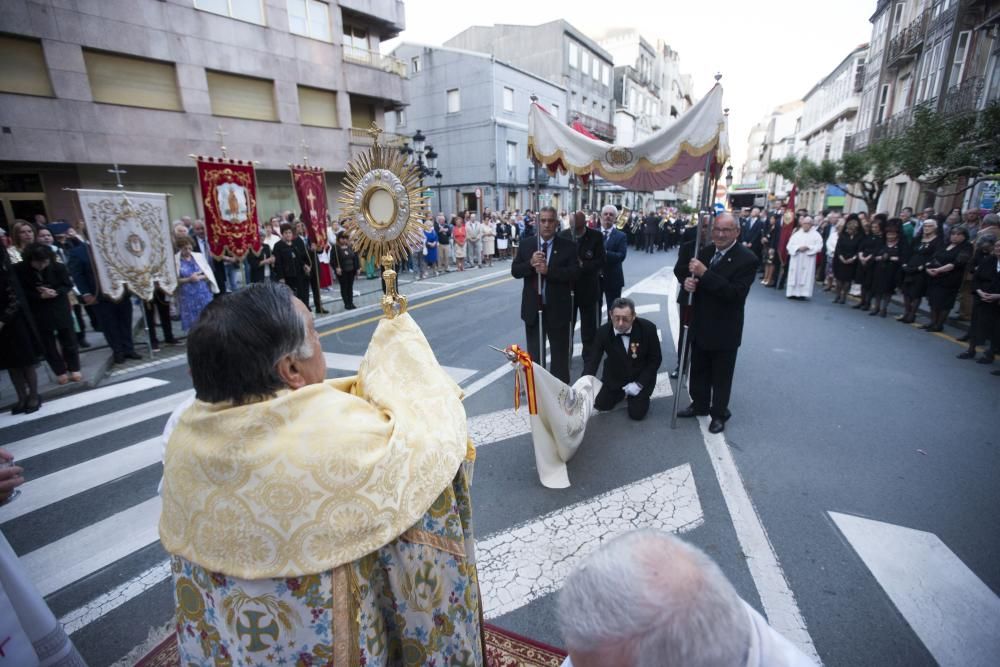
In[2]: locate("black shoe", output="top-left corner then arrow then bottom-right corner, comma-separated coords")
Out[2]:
669,368 -> 679,379
956,333 -> 970,343
113,353 -> 126,364
124,351 -> 143,360
78,337 -> 91,349
868,309 -> 879,316
976,356 -> 994,365
11,400 -> 26,415
676,406 -> 707,418
852,302 -> 864,309
708,418 -> 725,434
956,351 -> 975,359
165,339 -> 181,346
926,325 -> 943,332
24,396 -> 41,414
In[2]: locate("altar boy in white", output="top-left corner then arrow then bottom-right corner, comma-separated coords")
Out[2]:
785,216 -> 824,299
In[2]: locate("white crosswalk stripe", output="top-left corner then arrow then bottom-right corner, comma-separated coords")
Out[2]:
0,377 -> 169,429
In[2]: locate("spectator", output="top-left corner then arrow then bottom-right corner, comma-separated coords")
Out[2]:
174,237 -> 218,331
467,214 -> 484,268
332,231 -> 359,310
958,234 -> 998,362
420,222 -> 438,279
557,530 -> 816,667
898,219 -> 943,324
832,215 -> 861,304
435,214 -> 452,271
8,220 -> 36,264
16,243 -> 81,385
453,215 -> 468,271
272,222 -> 311,306
191,220 -> 227,295
900,206 -> 915,242
923,226 -> 973,332
854,217 -> 884,310
482,214 -> 497,267
1,245 -> 43,413
869,218 -> 906,317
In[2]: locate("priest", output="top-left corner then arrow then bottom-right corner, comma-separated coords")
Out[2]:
159,282 -> 483,665
784,216 -> 824,300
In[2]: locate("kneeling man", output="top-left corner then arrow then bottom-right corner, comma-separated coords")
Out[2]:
583,297 -> 661,420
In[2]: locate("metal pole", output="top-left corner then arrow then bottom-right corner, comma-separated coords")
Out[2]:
671,152 -> 714,429
569,219 -> 577,362
536,233 -> 546,370
141,300 -> 155,359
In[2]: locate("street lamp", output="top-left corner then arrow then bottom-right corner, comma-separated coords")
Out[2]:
435,170 -> 443,215
412,129 -> 426,156
725,165 -> 734,189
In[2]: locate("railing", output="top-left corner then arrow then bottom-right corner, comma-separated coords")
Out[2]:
574,112 -> 616,142
853,63 -> 865,93
927,2 -> 958,36
342,47 -> 408,78
349,127 -> 407,146
940,76 -> 984,116
886,10 -> 928,66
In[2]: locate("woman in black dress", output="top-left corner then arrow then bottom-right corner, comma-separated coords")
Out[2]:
898,219 -> 942,323
832,214 -> 862,304
869,218 -> 907,317
923,227 -> 973,332
271,223 -> 311,305
0,242 -> 43,413
332,231 -> 359,310
957,235 -> 998,362
761,213 -> 780,287
854,216 -> 884,311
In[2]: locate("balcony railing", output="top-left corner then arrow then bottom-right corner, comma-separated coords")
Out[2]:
343,47 -> 408,78
886,10 -> 928,66
349,127 -> 407,146
573,112 -> 616,142
940,76 -> 984,116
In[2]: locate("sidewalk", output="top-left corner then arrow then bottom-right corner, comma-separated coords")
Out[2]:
0,261 -> 512,410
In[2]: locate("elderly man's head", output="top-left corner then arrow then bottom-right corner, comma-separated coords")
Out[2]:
187,283 -> 325,404
600,205 -> 618,229
558,530 -> 751,667
711,212 -> 740,250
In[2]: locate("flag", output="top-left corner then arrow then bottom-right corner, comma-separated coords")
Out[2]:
290,165 -> 329,250
75,189 -> 177,300
195,156 -> 261,259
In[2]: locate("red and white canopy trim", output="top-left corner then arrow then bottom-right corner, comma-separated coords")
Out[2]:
528,84 -> 730,191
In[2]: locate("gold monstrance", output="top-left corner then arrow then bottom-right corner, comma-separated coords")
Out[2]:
338,124 -> 430,318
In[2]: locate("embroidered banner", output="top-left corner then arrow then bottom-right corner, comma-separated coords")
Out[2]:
290,165 -> 329,249
75,189 -> 178,301
195,156 -> 261,258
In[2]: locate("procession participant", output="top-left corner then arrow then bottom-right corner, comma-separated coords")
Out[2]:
677,213 -> 758,434
512,206 -> 579,383
296,220 -> 327,314
583,297 -> 661,421
272,222 -> 311,306
599,205 -> 628,316
642,208 -> 659,253
869,218 -> 906,317
160,282 -> 483,665
561,211 -> 606,367
741,206 -> 765,266
332,231 -> 359,310
784,216 -> 824,300
246,224 -> 275,284
1,246 -> 43,414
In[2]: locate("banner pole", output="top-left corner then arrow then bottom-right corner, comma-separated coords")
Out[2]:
141,300 -> 155,359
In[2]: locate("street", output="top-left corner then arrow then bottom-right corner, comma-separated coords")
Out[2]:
2,249 -> 998,667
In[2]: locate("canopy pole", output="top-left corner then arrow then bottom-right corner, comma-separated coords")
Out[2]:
671,151 -> 715,429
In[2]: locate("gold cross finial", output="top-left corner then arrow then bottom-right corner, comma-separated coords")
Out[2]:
365,122 -> 383,145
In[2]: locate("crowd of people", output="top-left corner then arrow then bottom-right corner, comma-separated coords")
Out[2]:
745,205 -> 1000,375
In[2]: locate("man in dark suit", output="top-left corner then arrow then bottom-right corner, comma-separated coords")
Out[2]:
583,297 -> 661,420
599,205 -> 628,317
671,216 -> 711,378
512,206 -> 579,383
741,206 -> 764,267
561,211 -> 605,367
642,209 -> 660,253
677,213 -> 758,433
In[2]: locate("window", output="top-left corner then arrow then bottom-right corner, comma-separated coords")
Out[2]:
551,103 -> 560,118
591,57 -> 599,80
350,99 -> 374,128
891,2 -> 905,35
343,25 -> 370,60
411,56 -> 421,74
950,31 -> 970,86
581,51 -> 590,76
447,88 -> 460,113
83,50 -> 182,111
925,41 -> 945,100
601,64 -> 609,87
206,70 -> 276,121
396,109 -> 406,126
568,41 -> 578,69
876,83 -> 891,123
298,85 -> 337,127
506,141 -> 517,168
194,0 -> 264,25
287,0 -> 329,41
0,35 -> 53,97
629,88 -> 637,110
503,86 -> 514,112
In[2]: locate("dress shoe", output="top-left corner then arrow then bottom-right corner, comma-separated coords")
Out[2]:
113,353 -> 126,364
676,406 -> 707,418
956,350 -> 975,359
668,368 -> 679,379
956,333 -> 970,343
11,401 -> 26,415
708,418 -> 725,434
124,351 -> 143,360
24,396 -> 41,414
976,356 -> 994,365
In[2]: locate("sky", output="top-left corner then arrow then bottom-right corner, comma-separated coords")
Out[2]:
385,0 -> 875,180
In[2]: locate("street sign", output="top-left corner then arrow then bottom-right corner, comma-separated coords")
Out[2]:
714,202 -> 725,213
475,187 -> 482,199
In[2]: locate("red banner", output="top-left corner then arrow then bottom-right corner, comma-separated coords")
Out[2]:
195,156 -> 261,259
290,165 -> 329,250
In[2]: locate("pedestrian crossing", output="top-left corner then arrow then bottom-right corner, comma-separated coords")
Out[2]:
0,283 -> 702,666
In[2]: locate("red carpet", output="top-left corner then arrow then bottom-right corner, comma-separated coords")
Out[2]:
136,624 -> 566,666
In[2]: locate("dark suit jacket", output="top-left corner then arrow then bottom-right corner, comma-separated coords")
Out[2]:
741,217 -> 764,254
559,226 -> 606,302
511,234 -> 579,324
272,239 -> 310,282
689,243 -> 758,350
601,228 -> 627,290
583,317 -> 662,398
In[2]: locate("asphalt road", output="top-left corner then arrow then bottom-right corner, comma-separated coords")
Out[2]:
2,247 -> 997,666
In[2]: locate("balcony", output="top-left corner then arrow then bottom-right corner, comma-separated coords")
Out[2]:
343,47 -> 408,78
940,76 -> 984,116
852,64 -> 865,93
349,127 -> 407,146
574,111 -> 616,142
886,10 -> 928,67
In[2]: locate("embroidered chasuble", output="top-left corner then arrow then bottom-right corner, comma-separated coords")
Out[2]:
159,314 -> 483,666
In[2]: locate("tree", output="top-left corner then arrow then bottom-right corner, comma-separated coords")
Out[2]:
839,138 -> 903,214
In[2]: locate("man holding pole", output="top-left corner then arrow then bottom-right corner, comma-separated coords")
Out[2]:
676,212 -> 757,434
512,206 -> 578,383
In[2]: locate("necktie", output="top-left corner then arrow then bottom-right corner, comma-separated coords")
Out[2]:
710,250 -> 723,267
604,230 -> 610,243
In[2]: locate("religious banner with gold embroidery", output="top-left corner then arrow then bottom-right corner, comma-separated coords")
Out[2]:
290,165 -> 329,250
195,156 -> 261,259
75,189 -> 178,301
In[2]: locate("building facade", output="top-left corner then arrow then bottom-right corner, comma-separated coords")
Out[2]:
0,0 -> 409,226
387,43 -> 570,217
444,20 -> 616,143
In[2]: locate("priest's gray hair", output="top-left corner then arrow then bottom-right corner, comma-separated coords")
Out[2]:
188,281 -> 314,405
557,530 -> 751,667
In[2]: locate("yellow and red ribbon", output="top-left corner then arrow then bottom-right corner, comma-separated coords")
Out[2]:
510,344 -> 538,415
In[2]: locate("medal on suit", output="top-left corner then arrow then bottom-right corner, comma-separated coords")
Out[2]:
630,342 -> 639,359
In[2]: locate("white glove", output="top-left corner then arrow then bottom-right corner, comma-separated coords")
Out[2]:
623,382 -> 641,397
